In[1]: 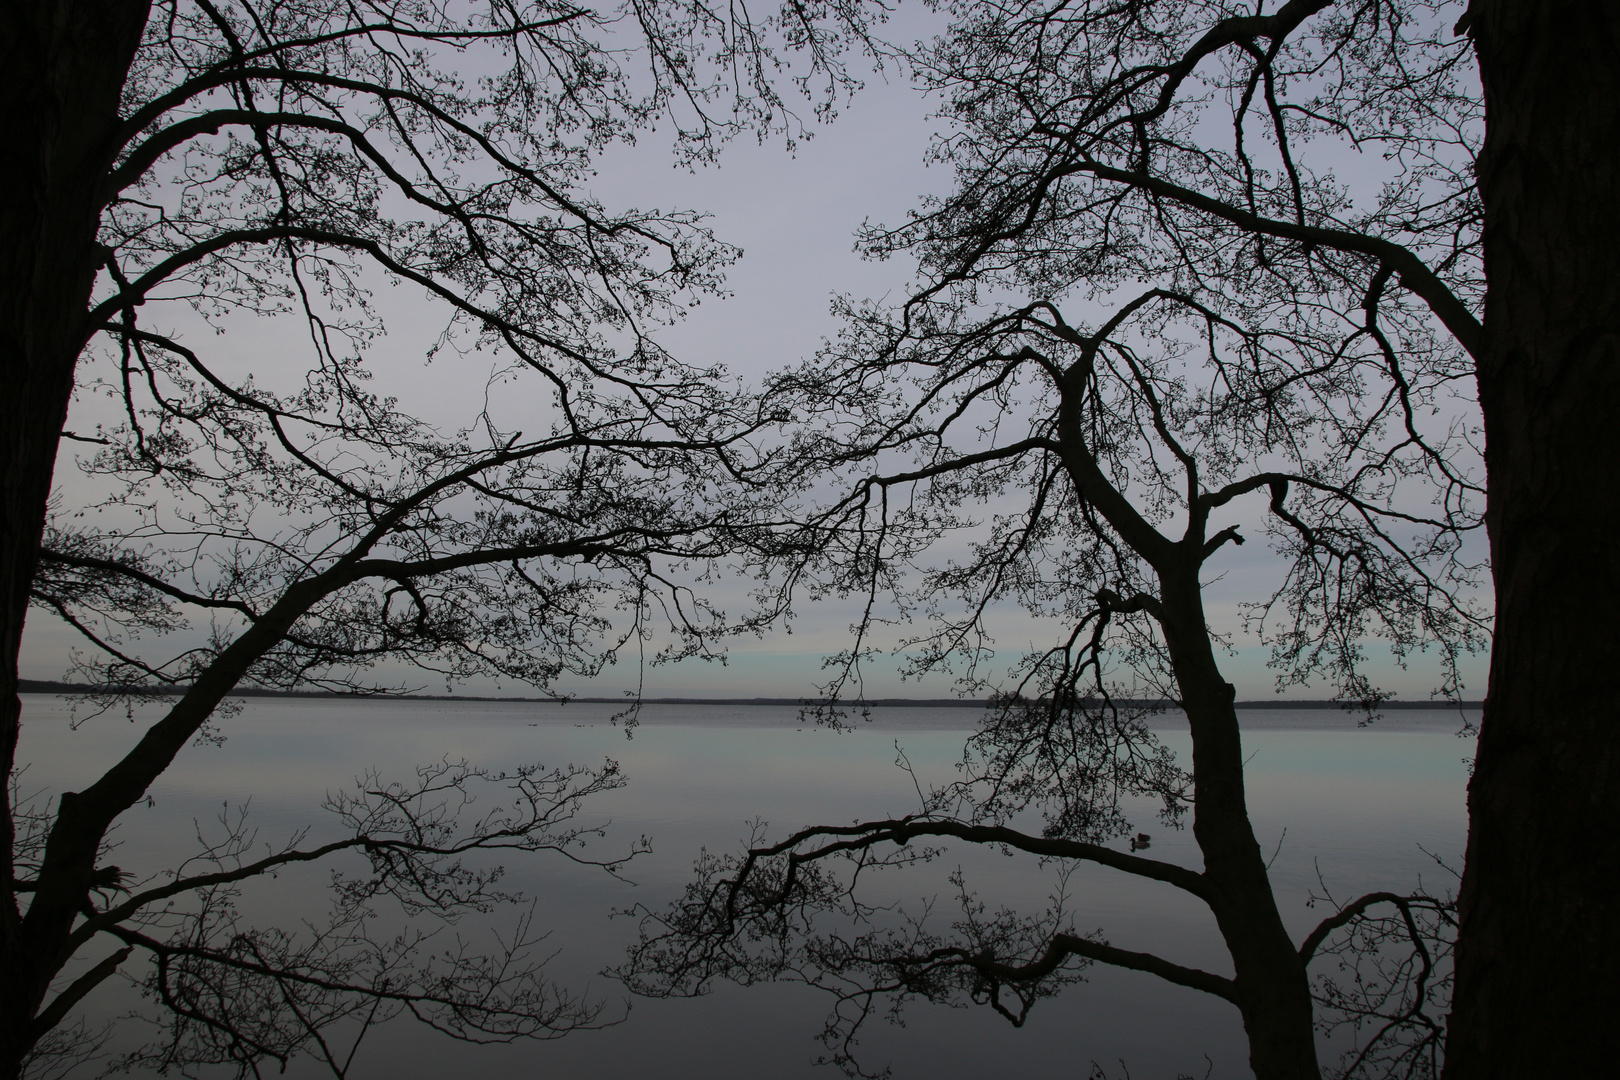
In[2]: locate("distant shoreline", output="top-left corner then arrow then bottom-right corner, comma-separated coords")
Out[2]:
17,679 -> 1480,710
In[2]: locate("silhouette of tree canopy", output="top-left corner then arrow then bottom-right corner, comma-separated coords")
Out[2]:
1,2 -> 881,1076
624,3 -> 1485,1077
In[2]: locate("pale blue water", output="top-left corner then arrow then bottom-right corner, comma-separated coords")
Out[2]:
17,696 -> 1476,1079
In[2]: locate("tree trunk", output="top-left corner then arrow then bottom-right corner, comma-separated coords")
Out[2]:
1446,2 -> 1620,1076
0,3 -> 151,1076
1161,568 -> 1320,1080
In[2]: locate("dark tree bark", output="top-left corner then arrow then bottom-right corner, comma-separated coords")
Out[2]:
1448,1 -> 1620,1074
1057,377 -> 1323,1078
2,2 -> 881,1072
1,3 -> 150,1069
1159,568 -> 1320,1080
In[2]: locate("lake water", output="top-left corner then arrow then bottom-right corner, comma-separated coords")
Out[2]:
17,695 -> 1477,1079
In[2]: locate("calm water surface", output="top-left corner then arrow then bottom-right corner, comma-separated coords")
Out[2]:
18,695 -> 1476,1079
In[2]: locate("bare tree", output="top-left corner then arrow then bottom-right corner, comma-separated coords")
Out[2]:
627,280 -> 1475,1079
16,756 -> 644,1079
629,2 -> 1620,1074
622,3 -> 1493,1077
0,1 -> 884,1076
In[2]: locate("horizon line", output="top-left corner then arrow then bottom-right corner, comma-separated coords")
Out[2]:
17,679 -> 1482,710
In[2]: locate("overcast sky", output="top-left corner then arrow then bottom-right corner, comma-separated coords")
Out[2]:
27,18 -> 1490,703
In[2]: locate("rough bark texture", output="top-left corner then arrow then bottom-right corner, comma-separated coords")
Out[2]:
1447,1 -> 1620,1075
0,3 -> 152,1075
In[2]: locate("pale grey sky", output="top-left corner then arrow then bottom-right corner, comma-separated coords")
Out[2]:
28,21 -> 1489,703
